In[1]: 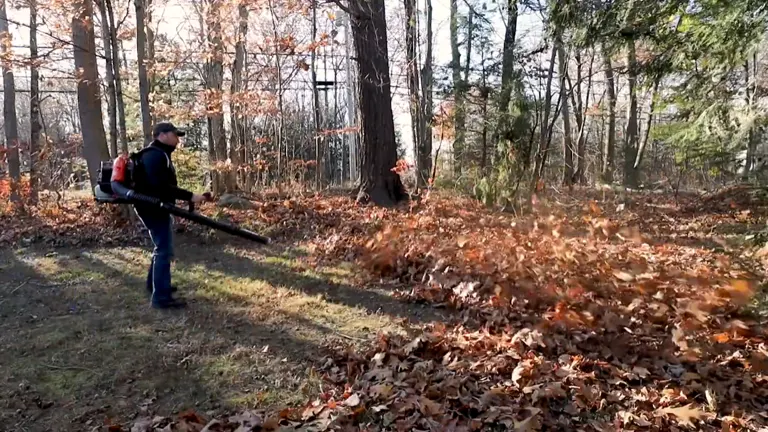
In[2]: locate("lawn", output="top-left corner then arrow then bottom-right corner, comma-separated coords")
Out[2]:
0,238 -> 442,431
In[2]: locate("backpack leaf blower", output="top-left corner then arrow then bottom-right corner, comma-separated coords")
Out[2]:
93,152 -> 271,245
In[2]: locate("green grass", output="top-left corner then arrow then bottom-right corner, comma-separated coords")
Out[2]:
0,241 -> 422,431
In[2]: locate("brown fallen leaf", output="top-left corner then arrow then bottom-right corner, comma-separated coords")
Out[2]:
511,328 -> 546,348
658,403 -> 705,427
261,416 -> 280,430
749,351 -> 768,373
618,410 -> 652,427
343,393 -> 361,407
369,384 -> 393,400
613,270 -> 634,282
672,326 -> 689,351
683,301 -> 710,322
514,407 -> 541,431
527,382 -> 567,404
418,396 -> 441,416
632,366 -> 651,379
512,359 -> 535,387
716,279 -> 755,306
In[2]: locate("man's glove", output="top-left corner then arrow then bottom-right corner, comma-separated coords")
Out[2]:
191,193 -> 212,204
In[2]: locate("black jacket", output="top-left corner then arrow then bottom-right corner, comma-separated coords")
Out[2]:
132,141 -> 193,215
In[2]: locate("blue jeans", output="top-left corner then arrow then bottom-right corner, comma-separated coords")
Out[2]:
136,209 -> 174,305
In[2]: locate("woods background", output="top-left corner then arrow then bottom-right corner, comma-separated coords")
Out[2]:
0,0 -> 767,208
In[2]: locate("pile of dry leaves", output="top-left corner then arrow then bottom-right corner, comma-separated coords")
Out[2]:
287,192 -> 768,431
0,198 -> 143,247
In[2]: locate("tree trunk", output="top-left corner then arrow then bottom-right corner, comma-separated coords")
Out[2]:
449,0 -> 465,177
268,0 -> 285,183
479,57 -> 489,173
538,93 -> 562,180
463,11 -> 472,84
105,0 -> 128,153
0,0 -> 21,202
600,44 -> 616,184
569,50 -> 594,184
347,0 -> 406,206
72,0 -> 111,187
97,0 -> 118,157
744,54 -> 757,179
229,0 -> 248,190
492,0 -> 519,166
146,0 -> 156,126
418,0 -> 433,187
635,76 -> 659,171
134,0 -> 152,144
404,0 -> 423,186
623,37 -> 639,188
29,0 -> 41,203
311,0 -> 322,188
532,46 -> 557,185
557,39 -> 573,186
206,0 -> 226,194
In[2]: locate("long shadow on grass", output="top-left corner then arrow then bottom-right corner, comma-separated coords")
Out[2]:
0,246 -> 333,432
175,237 -> 447,326
0,248 -> 144,431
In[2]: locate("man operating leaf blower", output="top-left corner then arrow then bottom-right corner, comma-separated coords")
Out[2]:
118,122 -> 210,309
96,121 -> 270,308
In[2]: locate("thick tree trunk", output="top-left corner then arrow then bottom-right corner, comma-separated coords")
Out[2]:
449,0 -> 465,177
134,0 -> 152,144
72,0 -> 111,187
97,0 -> 118,157
418,0 -> 433,187
623,37 -> 639,188
0,0 -> 21,202
557,39 -> 573,186
600,44 -> 616,184
348,0 -> 406,206
105,0 -> 128,153
29,0 -> 41,203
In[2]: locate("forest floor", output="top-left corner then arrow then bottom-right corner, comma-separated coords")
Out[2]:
1,186 -> 768,431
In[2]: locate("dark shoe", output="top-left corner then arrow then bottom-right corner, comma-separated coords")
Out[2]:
146,285 -> 178,294
151,297 -> 187,309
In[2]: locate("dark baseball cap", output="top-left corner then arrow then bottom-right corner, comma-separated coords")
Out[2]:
152,122 -> 186,138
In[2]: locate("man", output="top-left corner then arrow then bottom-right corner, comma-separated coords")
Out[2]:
133,122 -> 208,309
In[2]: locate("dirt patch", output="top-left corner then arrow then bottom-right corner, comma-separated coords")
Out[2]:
0,236 -> 441,431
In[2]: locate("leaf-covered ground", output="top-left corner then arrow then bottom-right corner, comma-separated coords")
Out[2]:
1,187 -> 767,431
